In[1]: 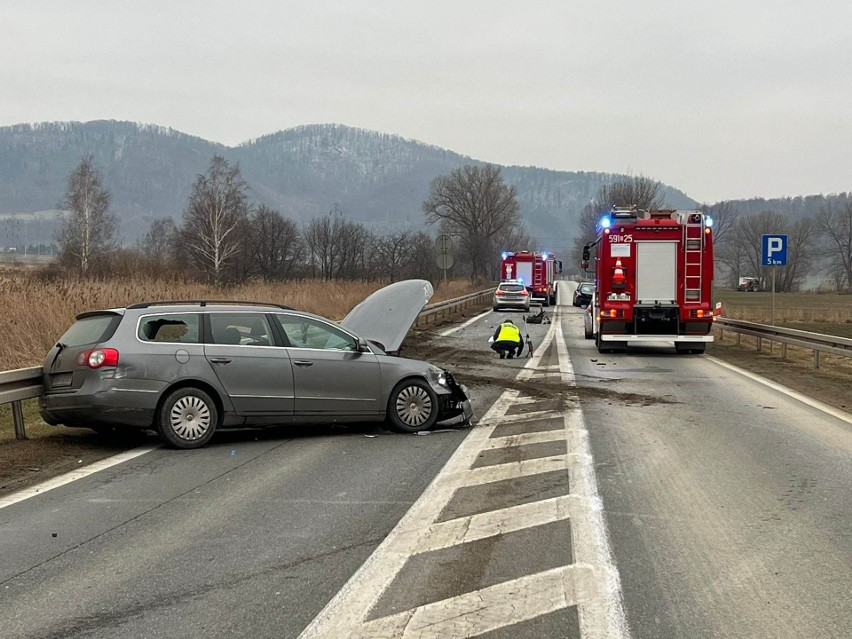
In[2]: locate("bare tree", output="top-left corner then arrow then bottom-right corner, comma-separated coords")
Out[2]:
57,154 -> 117,275
141,217 -> 178,263
248,205 -> 304,281
699,201 -> 741,287
815,201 -> 852,291
423,164 -> 521,280
572,176 -> 664,268
374,231 -> 417,282
731,210 -> 816,292
180,156 -> 249,285
304,209 -> 346,280
595,175 -> 664,212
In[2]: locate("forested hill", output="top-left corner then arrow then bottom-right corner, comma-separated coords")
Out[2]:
0,120 -> 699,250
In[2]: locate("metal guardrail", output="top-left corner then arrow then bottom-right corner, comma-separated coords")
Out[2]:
1,289 -> 497,440
714,317 -> 852,369
0,367 -> 43,440
414,288 -> 496,326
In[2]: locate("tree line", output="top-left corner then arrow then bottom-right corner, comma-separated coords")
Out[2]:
55,155 -> 531,284
572,176 -> 852,293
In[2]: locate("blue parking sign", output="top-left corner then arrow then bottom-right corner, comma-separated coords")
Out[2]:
761,234 -> 788,266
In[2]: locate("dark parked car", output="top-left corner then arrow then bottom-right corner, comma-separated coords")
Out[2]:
40,281 -> 472,448
573,282 -> 594,307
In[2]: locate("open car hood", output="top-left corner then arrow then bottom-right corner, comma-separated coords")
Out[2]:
341,279 -> 434,354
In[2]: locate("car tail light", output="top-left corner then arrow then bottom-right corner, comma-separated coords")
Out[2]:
520,290 -> 529,296
495,290 -> 504,296
77,348 -> 120,368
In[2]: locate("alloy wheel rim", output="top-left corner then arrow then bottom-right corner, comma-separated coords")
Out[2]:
395,386 -> 433,427
170,396 -> 212,440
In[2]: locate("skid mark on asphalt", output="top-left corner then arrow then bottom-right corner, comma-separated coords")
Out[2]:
299,308 -> 628,639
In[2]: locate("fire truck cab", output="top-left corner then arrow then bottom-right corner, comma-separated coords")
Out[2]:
582,207 -> 714,354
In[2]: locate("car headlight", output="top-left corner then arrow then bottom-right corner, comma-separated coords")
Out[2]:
429,366 -> 448,386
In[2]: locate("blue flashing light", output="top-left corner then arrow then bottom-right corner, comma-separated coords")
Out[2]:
599,216 -> 612,229
501,251 -> 509,260
541,252 -> 548,260
705,216 -> 714,228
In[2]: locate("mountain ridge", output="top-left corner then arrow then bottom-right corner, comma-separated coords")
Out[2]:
0,120 -> 725,252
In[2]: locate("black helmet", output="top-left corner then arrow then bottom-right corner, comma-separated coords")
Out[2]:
503,318 -> 514,324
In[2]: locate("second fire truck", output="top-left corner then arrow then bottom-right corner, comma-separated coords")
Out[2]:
582,207 -> 715,354
501,251 -> 561,306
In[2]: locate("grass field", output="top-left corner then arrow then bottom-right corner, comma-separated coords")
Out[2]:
715,289 -> 852,327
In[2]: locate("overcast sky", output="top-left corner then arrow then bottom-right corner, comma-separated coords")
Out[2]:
1,0 -> 849,203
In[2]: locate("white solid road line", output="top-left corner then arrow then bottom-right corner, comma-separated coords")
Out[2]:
554,317 -> 630,639
0,445 -> 160,511
706,355 -> 852,425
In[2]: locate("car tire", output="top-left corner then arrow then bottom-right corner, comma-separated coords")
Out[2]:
158,387 -> 219,449
386,378 -> 439,433
493,305 -> 499,311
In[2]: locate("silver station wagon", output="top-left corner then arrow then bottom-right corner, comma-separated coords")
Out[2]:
40,280 -> 473,448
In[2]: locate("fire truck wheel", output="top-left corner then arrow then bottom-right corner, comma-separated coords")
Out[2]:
542,297 -> 550,308
584,324 -> 593,340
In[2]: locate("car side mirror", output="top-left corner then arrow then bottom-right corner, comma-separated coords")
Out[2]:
356,337 -> 371,353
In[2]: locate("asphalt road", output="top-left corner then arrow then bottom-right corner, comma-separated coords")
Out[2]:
1,290 -> 850,638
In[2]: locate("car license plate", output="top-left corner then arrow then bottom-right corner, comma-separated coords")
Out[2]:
51,372 -> 73,388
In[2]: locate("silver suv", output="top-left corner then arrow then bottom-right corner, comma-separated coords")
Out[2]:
40,281 -> 472,449
493,280 -> 530,312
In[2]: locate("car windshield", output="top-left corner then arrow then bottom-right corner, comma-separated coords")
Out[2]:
500,284 -> 525,292
579,284 -> 594,294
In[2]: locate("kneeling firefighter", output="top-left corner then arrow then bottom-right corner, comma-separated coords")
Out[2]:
491,318 -> 524,359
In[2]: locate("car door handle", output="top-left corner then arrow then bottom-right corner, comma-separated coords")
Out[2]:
294,360 -> 314,367
209,358 -> 232,364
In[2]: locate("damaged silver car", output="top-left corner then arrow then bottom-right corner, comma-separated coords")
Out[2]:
39,280 -> 473,448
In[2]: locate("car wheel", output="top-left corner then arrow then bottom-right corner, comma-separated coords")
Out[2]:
158,387 -> 219,449
386,379 -> 439,433
493,304 -> 499,311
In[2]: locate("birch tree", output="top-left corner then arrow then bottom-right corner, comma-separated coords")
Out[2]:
180,156 -> 249,285
57,154 -> 117,274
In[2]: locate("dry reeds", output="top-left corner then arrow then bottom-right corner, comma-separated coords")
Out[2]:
0,273 -> 483,369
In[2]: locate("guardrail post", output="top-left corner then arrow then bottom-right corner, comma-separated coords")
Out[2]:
756,337 -> 762,351
781,343 -> 787,359
736,333 -> 741,346
12,400 -> 27,440
814,350 -> 820,369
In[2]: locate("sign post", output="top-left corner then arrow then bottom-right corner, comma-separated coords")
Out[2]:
761,234 -> 788,325
435,234 -> 453,287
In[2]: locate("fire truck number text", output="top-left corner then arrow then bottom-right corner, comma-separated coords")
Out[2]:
609,234 -> 633,243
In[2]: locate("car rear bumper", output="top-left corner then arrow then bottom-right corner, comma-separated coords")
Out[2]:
40,381 -> 165,429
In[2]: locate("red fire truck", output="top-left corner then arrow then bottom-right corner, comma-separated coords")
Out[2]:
582,208 -> 714,354
501,251 -> 561,306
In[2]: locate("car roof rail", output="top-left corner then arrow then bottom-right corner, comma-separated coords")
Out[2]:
126,300 -> 295,310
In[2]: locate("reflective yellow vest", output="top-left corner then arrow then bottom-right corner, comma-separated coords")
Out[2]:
496,322 -> 521,342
